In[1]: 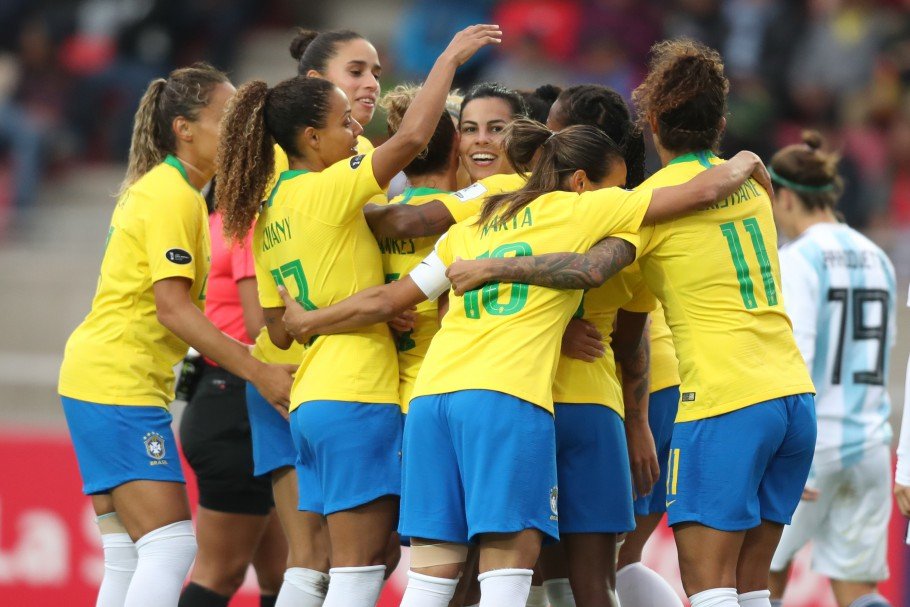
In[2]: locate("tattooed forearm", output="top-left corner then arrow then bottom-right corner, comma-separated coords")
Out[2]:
483,237 -> 635,290
617,324 -> 651,420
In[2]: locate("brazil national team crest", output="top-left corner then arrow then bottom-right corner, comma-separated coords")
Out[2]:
143,432 -> 167,464
549,486 -> 559,521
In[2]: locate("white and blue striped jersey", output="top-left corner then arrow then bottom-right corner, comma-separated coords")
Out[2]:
779,222 -> 896,471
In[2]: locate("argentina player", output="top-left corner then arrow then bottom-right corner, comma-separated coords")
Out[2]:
768,132 -> 897,607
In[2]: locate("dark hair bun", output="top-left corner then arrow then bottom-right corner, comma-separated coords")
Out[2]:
290,29 -> 319,61
533,84 -> 562,105
801,129 -> 824,151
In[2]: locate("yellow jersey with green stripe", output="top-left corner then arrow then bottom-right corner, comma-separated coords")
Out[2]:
253,150 -> 399,412
254,137 -> 378,367
438,172 -> 527,223
617,263 -> 681,393
59,156 -> 210,407
380,186 -> 451,411
552,263 -> 657,416
636,151 -> 814,422
413,187 -> 653,413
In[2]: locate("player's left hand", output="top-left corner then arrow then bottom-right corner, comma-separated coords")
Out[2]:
801,486 -> 820,501
278,285 -> 314,344
626,418 -> 660,499
447,257 -> 494,295
895,483 -> 910,517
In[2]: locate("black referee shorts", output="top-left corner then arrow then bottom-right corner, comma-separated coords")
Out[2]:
179,364 -> 274,515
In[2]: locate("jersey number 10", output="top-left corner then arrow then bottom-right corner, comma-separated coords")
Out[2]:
464,242 -> 532,319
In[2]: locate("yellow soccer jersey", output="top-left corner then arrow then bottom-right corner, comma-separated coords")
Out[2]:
552,263 -> 657,416
254,151 -> 399,412
438,172 -> 527,223
380,186 -> 451,411
412,187 -> 652,413
59,156 -> 210,407
618,263 -> 681,393
636,151 -> 814,422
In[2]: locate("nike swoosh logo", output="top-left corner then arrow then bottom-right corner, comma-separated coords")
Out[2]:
666,500 -> 676,508
419,261 -> 430,266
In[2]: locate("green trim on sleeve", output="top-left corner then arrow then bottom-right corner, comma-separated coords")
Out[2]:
667,151 -> 717,169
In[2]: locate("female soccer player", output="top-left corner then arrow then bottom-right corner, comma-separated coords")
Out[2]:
216,25 -> 501,607
548,84 -> 684,607
238,28 -> 388,606
365,82 -> 529,238
449,40 -> 816,607
377,85 -> 460,411
767,132 -> 896,607
177,197 -> 287,607
57,64 -> 294,607
274,120 -> 770,607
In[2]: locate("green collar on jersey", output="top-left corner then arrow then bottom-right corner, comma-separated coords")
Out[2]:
164,154 -> 194,188
266,169 -> 310,207
398,186 -> 448,205
667,150 -> 717,169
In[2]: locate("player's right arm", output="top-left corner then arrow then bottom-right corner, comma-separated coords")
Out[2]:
364,199 -> 457,238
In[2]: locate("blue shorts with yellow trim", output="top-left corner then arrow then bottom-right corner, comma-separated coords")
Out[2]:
554,403 -> 634,533
246,382 -> 297,477
289,400 -> 402,515
61,396 -> 185,495
665,393 -> 816,531
400,390 -> 559,543
633,385 -> 679,517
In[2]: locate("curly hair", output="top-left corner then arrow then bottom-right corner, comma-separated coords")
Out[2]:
380,84 -> 456,177
120,63 -> 229,195
632,39 -> 729,154
217,76 -> 335,243
552,84 -> 645,188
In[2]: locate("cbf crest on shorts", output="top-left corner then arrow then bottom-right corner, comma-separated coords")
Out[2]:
549,486 -> 559,521
143,432 -> 168,465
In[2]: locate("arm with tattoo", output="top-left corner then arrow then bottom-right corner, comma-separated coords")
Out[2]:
613,311 -> 659,497
445,236 -> 635,295
364,200 -> 457,238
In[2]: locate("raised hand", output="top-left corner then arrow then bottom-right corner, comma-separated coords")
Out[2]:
441,24 -> 503,67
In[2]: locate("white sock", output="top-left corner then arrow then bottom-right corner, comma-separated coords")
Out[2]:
96,532 -> 138,607
123,520 -> 197,607
543,578 -> 575,607
399,571 -> 459,607
478,568 -> 533,607
616,562 -> 683,607
688,587 -> 739,607
738,589 -> 772,607
276,567 -> 329,607
526,585 -> 548,607
322,565 -> 386,607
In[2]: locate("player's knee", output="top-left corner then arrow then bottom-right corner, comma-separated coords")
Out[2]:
409,541 -> 468,580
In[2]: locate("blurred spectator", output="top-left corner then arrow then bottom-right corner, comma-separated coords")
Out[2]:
664,0 -> 727,51
578,0 -> 662,81
481,31 -> 565,91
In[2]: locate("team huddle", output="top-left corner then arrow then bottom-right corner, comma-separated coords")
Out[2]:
57,22 -> 900,607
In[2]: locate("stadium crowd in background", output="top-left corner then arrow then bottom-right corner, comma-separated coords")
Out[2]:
0,0 -> 909,246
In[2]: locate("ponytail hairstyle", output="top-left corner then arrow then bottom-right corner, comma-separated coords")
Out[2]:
632,39 -> 729,155
217,76 -> 336,243
380,84 -> 456,178
555,85 -> 646,188
521,84 -> 562,124
120,63 -> 229,195
290,28 -> 365,75
478,119 -> 624,226
769,130 -> 843,211
459,82 -> 529,125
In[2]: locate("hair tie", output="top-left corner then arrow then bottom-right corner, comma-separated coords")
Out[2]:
768,166 -> 836,193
